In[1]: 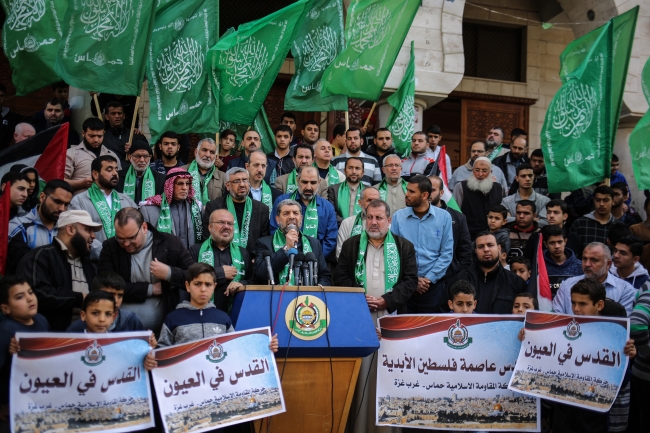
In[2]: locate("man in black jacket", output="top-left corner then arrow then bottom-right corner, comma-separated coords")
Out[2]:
334,199 -> 418,314
253,199 -> 330,285
17,210 -> 100,330
446,231 -> 529,314
202,167 -> 270,257
492,136 -> 529,189
99,207 -> 194,333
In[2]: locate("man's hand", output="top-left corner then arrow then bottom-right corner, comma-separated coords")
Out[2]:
152,282 -> 162,296
215,157 -> 224,168
124,142 -> 132,153
269,334 -> 279,353
518,328 -> 526,342
82,177 -> 93,188
360,126 -> 368,135
225,282 -> 243,296
416,277 -> 431,295
366,295 -> 388,312
222,265 -> 238,280
150,258 -> 170,280
285,229 -> 299,249
148,332 -> 157,348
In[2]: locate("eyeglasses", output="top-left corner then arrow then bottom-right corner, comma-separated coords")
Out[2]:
116,226 -> 141,244
229,179 -> 249,185
473,169 -> 490,174
210,220 -> 235,226
131,154 -> 150,160
46,195 -> 71,208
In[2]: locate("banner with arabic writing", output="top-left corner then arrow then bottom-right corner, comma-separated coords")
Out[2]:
10,331 -> 154,433
628,56 -> 650,189
508,311 -> 629,412
54,0 -> 156,95
385,41 -> 416,157
151,327 -> 285,433
0,0 -> 67,95
377,315 -> 539,431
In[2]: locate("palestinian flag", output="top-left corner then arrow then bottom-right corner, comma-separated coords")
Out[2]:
0,189 -> 9,275
530,234 -> 553,311
0,123 -> 69,181
438,145 -> 461,212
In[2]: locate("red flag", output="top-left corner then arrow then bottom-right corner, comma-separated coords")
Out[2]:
438,145 -> 449,187
0,185 -> 11,276
532,234 -> 552,311
34,122 -> 68,181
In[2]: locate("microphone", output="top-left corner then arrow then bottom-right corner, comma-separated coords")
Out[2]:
286,248 -> 298,284
294,253 -> 305,285
285,223 -> 299,248
304,252 -> 317,286
301,262 -> 310,287
262,251 -> 275,285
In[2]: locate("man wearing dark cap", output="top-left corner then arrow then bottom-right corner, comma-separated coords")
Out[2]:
116,140 -> 165,204
427,125 -> 452,185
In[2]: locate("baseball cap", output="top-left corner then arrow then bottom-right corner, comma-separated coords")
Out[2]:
57,210 -> 103,231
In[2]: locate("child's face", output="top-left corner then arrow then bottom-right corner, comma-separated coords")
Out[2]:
80,300 -> 115,333
571,293 -> 603,316
101,287 -> 124,310
511,263 -> 531,281
512,296 -> 535,315
0,283 -> 37,325
487,212 -> 505,230
448,293 -> 477,314
185,273 -> 216,308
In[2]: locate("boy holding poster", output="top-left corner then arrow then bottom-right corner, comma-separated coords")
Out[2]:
447,280 -> 477,314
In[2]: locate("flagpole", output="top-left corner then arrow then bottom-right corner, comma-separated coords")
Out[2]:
93,94 -> 103,122
363,102 -> 377,129
344,111 -> 349,130
128,95 -> 140,146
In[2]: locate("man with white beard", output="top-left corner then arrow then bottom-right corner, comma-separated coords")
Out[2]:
453,157 -> 505,239
182,138 -> 225,206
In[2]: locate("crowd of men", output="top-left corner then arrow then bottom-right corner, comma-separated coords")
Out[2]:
1,85 -> 650,433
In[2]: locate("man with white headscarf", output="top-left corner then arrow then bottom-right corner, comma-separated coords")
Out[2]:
453,156 -> 505,239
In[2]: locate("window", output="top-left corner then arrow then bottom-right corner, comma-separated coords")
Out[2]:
463,22 -> 526,82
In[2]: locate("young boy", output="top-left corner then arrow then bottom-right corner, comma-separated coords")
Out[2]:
511,293 -> 538,315
447,280 -> 477,314
146,263 -> 278,368
510,256 -> 531,284
488,204 -> 510,255
79,291 -> 118,334
67,272 -> 144,332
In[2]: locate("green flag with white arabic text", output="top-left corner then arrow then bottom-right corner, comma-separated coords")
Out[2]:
219,106 -> 275,155
284,0 -> 347,112
208,0 -> 312,125
320,0 -> 421,101
386,41 -> 415,157
1,0 -> 67,95
628,57 -> 650,189
147,0 -> 219,142
54,0 -> 156,95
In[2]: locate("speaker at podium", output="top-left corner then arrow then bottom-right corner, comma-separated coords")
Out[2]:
231,285 -> 379,433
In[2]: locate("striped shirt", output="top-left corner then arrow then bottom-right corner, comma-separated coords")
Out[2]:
331,151 -> 382,186
631,290 -> 650,380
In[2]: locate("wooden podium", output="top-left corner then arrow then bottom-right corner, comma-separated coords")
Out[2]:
231,286 -> 378,433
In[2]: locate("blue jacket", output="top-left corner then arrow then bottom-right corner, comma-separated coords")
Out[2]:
158,302 -> 234,347
270,194 -> 338,259
67,308 -> 144,333
544,248 -> 583,296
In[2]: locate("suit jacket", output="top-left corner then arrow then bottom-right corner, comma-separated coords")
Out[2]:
139,200 -> 204,249
274,172 -> 328,198
253,235 -> 331,286
202,196 -> 270,256
333,234 -> 418,314
99,226 -> 195,316
227,155 -> 277,185
327,182 -> 364,225
181,163 -> 225,202
116,167 -> 165,203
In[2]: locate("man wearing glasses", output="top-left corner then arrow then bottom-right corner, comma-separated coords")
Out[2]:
452,157 -> 506,239
202,168 -> 270,257
116,140 -> 165,204
99,207 -> 194,333
374,154 -> 408,217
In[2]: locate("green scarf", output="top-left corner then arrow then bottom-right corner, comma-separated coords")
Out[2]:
286,169 -> 298,194
123,165 -> 156,202
350,212 -> 364,237
157,193 -> 203,243
187,160 -> 214,205
314,163 -> 344,186
272,230 -> 312,285
226,195 -> 252,249
290,191 -> 319,238
337,182 -> 364,220
261,181 -> 273,209
87,183 -> 120,238
198,239 -> 245,282
487,144 -> 503,161
354,230 -> 400,293
377,178 -> 407,201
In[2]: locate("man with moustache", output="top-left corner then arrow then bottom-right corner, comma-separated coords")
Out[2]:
227,130 -> 278,185
331,127 -> 381,186
254,199 -> 331,285
401,131 -> 437,179
449,140 -> 508,190
69,155 -> 137,259
328,157 -> 366,225
314,139 -> 345,187
274,144 -> 328,197
245,150 -> 283,208
446,231 -> 529,314
101,101 -> 147,165
151,131 -> 185,175
30,98 -> 80,146
116,140 -> 165,204
336,187 -> 381,259
202,168 -> 270,257
374,154 -> 407,216
7,180 -> 74,273
271,166 -> 338,259
493,136 -> 530,188
182,138 -> 225,206
17,210 -> 101,330
191,209 -> 253,313
453,156 -> 505,239
299,120 -> 320,146
365,128 -> 397,170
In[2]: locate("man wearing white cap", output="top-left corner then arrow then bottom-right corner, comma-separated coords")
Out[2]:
16,210 -> 102,331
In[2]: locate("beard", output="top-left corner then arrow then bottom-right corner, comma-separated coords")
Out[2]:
367,227 -> 388,240
196,155 -> 214,170
486,138 -> 496,148
584,266 -> 608,280
478,257 -> 499,269
70,232 -> 91,257
467,176 -> 494,195
299,190 -> 314,201
98,175 -> 118,190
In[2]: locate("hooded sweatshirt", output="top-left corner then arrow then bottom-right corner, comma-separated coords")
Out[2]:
610,262 -> 650,291
543,247 -> 583,297
158,301 -> 234,347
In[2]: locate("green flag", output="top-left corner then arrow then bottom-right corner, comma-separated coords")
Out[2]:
541,9 -> 637,193
628,57 -> 650,189
208,0 -> 312,125
146,0 -> 219,142
54,0 -> 156,95
284,0 -> 347,112
320,0 -> 421,101
1,0 -> 67,95
219,106 -> 275,154
385,41 -> 415,157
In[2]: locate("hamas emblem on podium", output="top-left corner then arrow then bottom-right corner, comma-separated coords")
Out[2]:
285,295 -> 330,341
443,319 -> 472,350
81,340 -> 105,366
